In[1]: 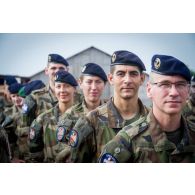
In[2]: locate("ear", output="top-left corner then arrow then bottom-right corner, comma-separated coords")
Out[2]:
78,79 -> 82,88
108,73 -> 114,86
146,82 -> 152,99
140,73 -> 145,85
45,67 -> 49,75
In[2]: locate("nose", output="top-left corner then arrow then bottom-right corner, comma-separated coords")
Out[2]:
124,74 -> 132,83
169,84 -> 179,96
91,82 -> 97,90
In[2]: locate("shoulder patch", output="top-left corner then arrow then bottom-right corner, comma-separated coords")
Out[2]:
69,129 -> 79,148
56,126 -> 66,142
99,153 -> 118,163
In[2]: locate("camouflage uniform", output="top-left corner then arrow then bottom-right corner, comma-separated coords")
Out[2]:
1,106 -> 18,159
21,85 -> 82,127
55,99 -> 107,162
183,100 -> 195,122
29,104 -> 71,162
68,98 -> 149,162
0,125 -> 11,162
99,110 -> 195,163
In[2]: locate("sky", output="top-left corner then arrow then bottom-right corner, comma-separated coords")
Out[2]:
0,33 -> 195,77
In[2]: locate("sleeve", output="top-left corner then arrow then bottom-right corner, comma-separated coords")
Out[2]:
21,95 -> 37,127
69,116 -> 96,163
28,117 -> 44,162
98,130 -> 133,163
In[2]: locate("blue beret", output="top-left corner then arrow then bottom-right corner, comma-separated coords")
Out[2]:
0,78 -> 4,85
48,54 -> 69,66
5,76 -> 18,86
81,63 -> 107,82
19,80 -> 46,97
110,50 -> 146,71
55,70 -> 78,87
8,83 -> 23,94
151,54 -> 191,82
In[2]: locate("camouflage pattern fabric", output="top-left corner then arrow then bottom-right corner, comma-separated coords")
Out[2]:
55,99 -> 107,162
29,104 -> 72,162
69,98 -> 149,162
99,110 -> 195,163
0,125 -> 11,162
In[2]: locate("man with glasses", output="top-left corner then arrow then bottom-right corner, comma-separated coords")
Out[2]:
99,54 -> 195,163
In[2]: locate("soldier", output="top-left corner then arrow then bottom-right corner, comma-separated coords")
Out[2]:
28,70 -> 78,162
183,73 -> 195,120
55,63 -> 108,162
64,50 -> 149,162
99,54 -> 195,163
4,83 -> 24,162
0,125 -> 11,163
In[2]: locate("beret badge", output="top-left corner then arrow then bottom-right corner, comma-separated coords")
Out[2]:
111,53 -> 116,63
154,58 -> 161,69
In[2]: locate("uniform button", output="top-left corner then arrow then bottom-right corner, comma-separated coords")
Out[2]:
114,147 -> 120,154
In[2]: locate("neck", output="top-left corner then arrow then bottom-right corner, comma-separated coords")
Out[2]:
152,107 -> 181,132
59,101 -> 73,114
85,99 -> 101,112
49,81 -> 55,94
113,95 -> 139,120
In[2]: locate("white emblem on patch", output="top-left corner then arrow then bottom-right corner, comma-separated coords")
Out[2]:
111,53 -> 116,63
29,128 -> 35,140
22,103 -> 28,113
56,127 -> 65,141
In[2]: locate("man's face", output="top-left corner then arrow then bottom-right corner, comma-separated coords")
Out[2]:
10,94 -> 24,107
147,74 -> 190,115
79,75 -> 106,103
108,65 -> 144,100
54,82 -> 75,104
45,63 -> 68,85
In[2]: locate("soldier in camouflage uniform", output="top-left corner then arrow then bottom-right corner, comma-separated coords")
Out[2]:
55,63 -> 108,162
182,73 -> 195,122
20,54 -> 82,131
99,54 -> 195,163
0,124 -> 12,163
29,71 -> 78,162
63,50 -> 149,162
4,83 -> 25,162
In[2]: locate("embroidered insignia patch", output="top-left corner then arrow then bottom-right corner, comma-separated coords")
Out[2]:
69,129 -> 79,147
99,153 -> 118,163
56,126 -> 66,142
111,53 -> 116,63
29,128 -> 35,140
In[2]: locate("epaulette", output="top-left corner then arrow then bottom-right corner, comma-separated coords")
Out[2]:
122,117 -> 149,140
94,103 -> 108,117
31,86 -> 48,96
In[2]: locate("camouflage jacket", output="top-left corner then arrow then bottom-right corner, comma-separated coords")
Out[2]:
29,104 -> 71,162
183,100 -> 195,122
21,85 -> 83,127
68,98 -> 149,162
0,125 -> 11,162
55,99 -> 107,162
99,110 -> 195,163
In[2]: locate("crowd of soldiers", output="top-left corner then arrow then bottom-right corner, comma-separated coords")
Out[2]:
0,50 -> 195,163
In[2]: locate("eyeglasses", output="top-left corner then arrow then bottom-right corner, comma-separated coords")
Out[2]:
151,81 -> 190,91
